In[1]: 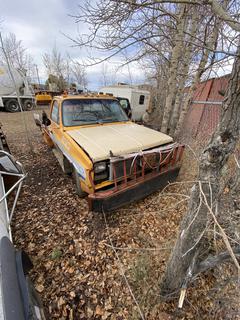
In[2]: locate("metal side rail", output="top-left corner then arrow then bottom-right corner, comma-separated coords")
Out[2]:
0,151 -> 26,240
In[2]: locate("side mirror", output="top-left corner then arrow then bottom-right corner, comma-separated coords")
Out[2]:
42,111 -> 51,126
44,118 -> 51,126
0,151 -> 23,175
33,113 -> 42,127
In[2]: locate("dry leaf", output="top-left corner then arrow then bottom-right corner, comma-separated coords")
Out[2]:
36,284 -> 44,293
95,305 -> 104,316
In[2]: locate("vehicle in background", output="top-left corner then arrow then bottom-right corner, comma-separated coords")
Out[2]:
0,129 -> 45,320
34,94 -> 184,212
35,86 -> 84,106
99,84 -> 151,121
35,91 -> 52,105
35,90 -> 61,105
0,65 -> 35,112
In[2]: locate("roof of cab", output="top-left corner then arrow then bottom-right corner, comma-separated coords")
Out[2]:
53,93 -> 117,101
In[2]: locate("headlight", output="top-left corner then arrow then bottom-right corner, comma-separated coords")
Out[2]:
94,162 -> 107,173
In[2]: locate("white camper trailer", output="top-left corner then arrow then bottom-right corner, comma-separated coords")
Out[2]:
99,84 -> 150,121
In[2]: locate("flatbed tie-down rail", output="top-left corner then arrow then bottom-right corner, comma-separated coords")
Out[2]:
88,144 -> 185,212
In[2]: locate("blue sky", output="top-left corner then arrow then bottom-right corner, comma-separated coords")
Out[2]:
0,0 -> 146,90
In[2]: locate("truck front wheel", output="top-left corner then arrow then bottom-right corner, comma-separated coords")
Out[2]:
73,168 -> 87,198
5,99 -> 20,112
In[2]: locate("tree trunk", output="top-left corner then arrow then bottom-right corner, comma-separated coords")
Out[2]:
169,10 -> 198,136
160,5 -> 187,133
161,43 -> 240,295
174,17 -> 220,138
156,63 -> 168,128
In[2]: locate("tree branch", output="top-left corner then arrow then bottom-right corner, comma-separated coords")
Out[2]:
209,0 -> 240,32
194,247 -> 240,276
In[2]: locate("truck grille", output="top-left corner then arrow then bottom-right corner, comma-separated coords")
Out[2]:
109,143 -> 183,181
109,157 -> 140,180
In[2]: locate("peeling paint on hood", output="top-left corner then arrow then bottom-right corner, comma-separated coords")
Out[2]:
67,122 -> 173,162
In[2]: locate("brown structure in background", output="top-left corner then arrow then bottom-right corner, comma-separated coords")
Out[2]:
182,74 -> 230,142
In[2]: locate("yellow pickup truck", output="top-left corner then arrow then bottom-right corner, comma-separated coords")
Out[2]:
34,94 -> 184,211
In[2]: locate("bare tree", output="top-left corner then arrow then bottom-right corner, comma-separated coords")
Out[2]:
70,61 -> 88,89
160,4 -> 188,133
71,0 -> 239,136
168,8 -> 199,135
100,63 -> 111,86
43,46 -> 66,77
143,56 -> 170,128
43,46 -> 68,91
0,32 -> 34,75
161,41 -> 240,295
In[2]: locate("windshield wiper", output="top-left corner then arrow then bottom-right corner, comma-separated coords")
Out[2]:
102,119 -> 127,123
72,119 -> 105,125
72,119 -> 95,122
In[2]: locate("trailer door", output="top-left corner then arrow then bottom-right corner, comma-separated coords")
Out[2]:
131,92 -> 148,121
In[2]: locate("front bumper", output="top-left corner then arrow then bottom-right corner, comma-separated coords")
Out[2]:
88,166 -> 180,212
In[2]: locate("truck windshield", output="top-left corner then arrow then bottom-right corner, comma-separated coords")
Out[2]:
62,99 -> 129,126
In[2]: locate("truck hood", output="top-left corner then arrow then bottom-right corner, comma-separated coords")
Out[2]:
67,122 -> 173,162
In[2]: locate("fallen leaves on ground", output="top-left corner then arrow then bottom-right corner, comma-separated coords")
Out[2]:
1,110 -> 238,320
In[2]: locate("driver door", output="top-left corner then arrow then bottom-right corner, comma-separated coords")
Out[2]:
49,100 -> 62,146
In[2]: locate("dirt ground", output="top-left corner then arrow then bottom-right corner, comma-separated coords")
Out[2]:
0,108 -> 238,320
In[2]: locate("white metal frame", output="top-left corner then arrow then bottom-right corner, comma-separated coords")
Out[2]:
0,151 -> 26,240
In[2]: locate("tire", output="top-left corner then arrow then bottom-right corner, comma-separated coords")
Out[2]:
63,156 -> 73,175
73,168 -> 87,197
5,99 -> 20,112
23,99 -> 34,111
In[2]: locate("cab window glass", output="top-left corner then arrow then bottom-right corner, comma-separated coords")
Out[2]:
51,101 -> 59,123
119,99 -> 128,109
62,99 -> 128,126
117,98 -> 132,118
139,95 -> 145,105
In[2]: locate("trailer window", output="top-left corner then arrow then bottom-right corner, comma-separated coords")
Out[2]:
51,101 -> 59,124
139,95 -> 145,105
